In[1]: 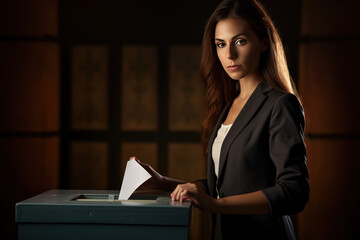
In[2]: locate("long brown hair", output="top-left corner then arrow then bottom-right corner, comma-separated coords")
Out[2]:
200,0 -> 299,157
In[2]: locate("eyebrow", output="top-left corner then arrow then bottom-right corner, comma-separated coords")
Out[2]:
215,33 -> 248,41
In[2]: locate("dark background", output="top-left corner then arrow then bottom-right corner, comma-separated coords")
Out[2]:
1,0 -> 359,239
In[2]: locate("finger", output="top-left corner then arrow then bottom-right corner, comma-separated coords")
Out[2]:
176,187 -> 184,201
174,188 -> 180,201
129,156 -> 137,161
180,189 -> 187,203
170,187 -> 178,198
182,188 -> 197,202
171,186 -> 179,201
181,190 -> 195,203
136,160 -> 151,171
170,189 -> 176,199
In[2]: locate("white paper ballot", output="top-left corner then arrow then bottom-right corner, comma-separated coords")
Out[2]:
118,158 -> 151,200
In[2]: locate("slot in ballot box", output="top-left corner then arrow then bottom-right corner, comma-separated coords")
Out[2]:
16,190 -> 193,240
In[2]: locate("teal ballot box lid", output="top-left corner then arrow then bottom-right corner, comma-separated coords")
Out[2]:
15,189 -> 192,226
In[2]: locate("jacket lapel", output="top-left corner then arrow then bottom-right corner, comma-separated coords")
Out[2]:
217,81 -> 270,187
207,106 -> 229,196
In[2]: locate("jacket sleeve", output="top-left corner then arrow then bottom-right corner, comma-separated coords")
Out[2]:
261,93 -> 310,216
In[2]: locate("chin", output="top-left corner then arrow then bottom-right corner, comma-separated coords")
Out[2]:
225,68 -> 248,80
228,73 -> 246,80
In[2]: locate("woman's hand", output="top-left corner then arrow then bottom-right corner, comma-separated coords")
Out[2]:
131,156 -> 164,189
131,156 -> 186,191
170,182 -> 217,212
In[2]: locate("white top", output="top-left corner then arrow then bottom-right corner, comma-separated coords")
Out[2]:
212,123 -> 233,178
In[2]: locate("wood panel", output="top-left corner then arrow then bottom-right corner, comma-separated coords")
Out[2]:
298,41 -> 360,135
69,142 -> 108,189
0,137 -> 59,197
298,2 -> 360,238
0,0 -> 58,36
71,45 -> 108,130
121,45 -> 158,131
297,139 -> 360,240
168,143 -> 205,181
0,137 -> 59,240
0,2 -> 59,239
169,45 -> 204,131
301,0 -> 360,36
0,42 -> 59,132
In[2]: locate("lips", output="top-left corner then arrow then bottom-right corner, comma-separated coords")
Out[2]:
227,65 -> 241,71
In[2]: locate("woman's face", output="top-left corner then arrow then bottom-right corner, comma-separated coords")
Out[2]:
214,17 -> 266,81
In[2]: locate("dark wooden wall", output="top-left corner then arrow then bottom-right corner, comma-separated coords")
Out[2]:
0,0 -> 359,239
297,0 -> 360,239
0,1 -> 60,240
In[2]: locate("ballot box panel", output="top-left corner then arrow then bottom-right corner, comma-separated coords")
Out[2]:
16,190 -> 192,240
18,223 -> 188,240
16,190 -> 191,226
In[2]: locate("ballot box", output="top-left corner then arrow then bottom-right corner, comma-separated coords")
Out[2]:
16,189 -> 192,240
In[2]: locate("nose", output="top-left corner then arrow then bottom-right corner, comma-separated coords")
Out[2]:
226,45 -> 237,60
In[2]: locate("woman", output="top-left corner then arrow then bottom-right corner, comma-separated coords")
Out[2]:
136,0 -> 309,239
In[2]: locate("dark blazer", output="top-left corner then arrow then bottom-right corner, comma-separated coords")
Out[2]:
206,81 -> 309,240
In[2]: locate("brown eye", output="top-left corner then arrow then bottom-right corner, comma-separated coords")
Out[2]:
216,42 -> 226,48
235,39 -> 247,46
